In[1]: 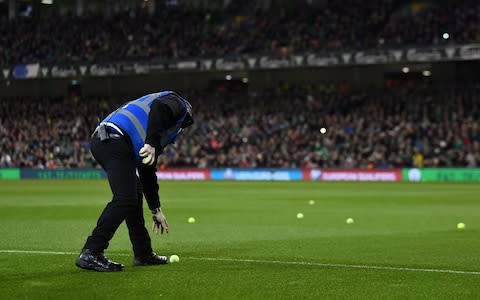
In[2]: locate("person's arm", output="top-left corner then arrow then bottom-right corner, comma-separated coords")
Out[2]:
140,98 -> 177,205
138,162 -> 169,234
137,163 -> 160,211
139,100 -> 176,165
138,99 -> 177,233
145,101 -> 175,152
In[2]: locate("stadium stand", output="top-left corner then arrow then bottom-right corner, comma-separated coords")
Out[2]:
1,83 -> 479,169
1,1 -> 479,169
0,0 -> 479,65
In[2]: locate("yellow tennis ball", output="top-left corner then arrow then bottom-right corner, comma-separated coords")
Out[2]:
169,255 -> 180,263
188,217 -> 196,224
346,218 -> 354,224
457,222 -> 465,230
296,213 -> 304,219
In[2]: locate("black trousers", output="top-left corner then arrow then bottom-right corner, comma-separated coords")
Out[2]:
83,135 -> 152,258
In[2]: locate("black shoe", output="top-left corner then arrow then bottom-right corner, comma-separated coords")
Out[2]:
75,249 -> 124,272
133,252 -> 169,266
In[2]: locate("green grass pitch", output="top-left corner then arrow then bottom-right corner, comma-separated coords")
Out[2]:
0,180 -> 479,299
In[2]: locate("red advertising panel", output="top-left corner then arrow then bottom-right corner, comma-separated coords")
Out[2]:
155,169 -> 210,180
304,169 -> 402,181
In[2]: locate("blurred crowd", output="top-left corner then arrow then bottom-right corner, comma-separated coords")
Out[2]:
0,97 -> 111,169
1,0 -> 479,66
1,83 -> 479,169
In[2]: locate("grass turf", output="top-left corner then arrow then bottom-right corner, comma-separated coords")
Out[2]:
0,180 -> 479,299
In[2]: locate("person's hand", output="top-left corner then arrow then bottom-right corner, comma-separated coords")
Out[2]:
139,144 -> 155,165
152,208 -> 169,235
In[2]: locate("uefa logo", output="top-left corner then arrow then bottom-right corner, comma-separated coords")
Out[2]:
224,168 -> 234,180
408,168 -> 422,182
310,169 -> 322,180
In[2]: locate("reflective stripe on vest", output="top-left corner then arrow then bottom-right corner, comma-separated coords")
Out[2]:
102,91 -> 175,162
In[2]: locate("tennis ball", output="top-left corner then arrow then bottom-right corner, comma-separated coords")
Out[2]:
346,218 -> 354,224
320,127 -> 327,134
142,156 -> 150,164
457,222 -> 465,230
296,213 -> 304,219
308,200 -> 315,205
169,255 -> 180,263
188,217 -> 196,224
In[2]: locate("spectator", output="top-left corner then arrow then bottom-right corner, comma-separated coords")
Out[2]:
1,0 -> 479,66
1,83 -> 479,169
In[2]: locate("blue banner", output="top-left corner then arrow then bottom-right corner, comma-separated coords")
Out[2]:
211,168 -> 302,181
12,63 -> 40,79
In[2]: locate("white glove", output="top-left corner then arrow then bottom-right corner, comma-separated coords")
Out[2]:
139,144 -> 155,165
152,208 -> 169,235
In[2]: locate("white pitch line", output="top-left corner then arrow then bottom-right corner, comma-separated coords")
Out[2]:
0,249 -> 130,257
185,256 -> 480,276
0,249 -> 78,255
1,249 -> 479,276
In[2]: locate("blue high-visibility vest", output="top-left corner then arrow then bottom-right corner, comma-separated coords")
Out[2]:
102,91 -> 188,162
